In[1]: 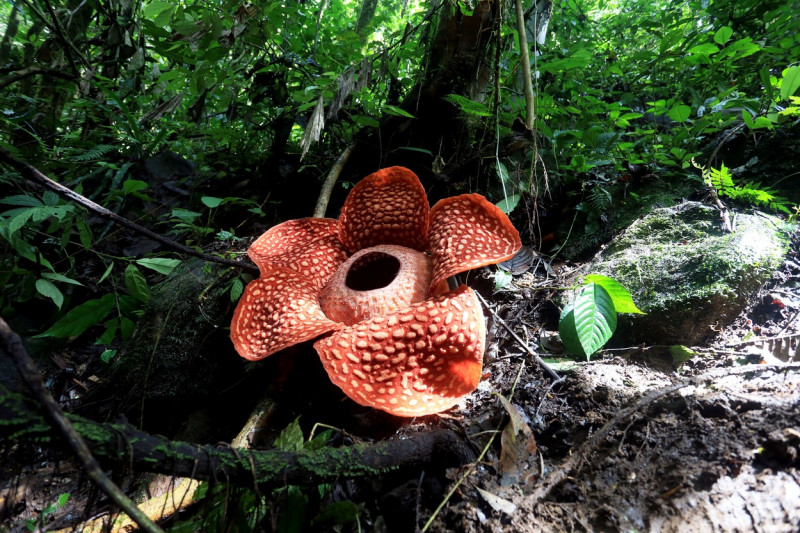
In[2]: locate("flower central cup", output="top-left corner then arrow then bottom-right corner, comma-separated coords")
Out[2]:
319,244 -> 446,326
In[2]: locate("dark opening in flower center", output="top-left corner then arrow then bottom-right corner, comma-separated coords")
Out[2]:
345,252 -> 401,291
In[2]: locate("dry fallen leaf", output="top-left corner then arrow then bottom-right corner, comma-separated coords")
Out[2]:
496,394 -> 538,487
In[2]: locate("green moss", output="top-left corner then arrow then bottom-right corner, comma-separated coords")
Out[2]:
590,202 -> 794,344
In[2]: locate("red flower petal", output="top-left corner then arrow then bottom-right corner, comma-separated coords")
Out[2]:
231,266 -> 340,361
428,194 -> 521,289
248,218 -> 348,290
339,167 -> 429,253
314,285 -> 486,417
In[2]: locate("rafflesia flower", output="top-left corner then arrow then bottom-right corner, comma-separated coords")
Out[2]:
231,167 -> 520,416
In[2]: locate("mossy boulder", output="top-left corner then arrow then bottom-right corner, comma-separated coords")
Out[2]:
589,201 -> 793,345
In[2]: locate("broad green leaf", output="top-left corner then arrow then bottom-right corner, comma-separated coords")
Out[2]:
125,264 -> 151,303
100,349 -> 117,364
384,105 -> 414,118
122,180 -> 148,194
714,26 -> 733,45
76,219 -> 93,248
98,262 -> 114,284
42,191 -> 59,206
670,345 -> 696,366
9,209 -> 34,234
742,109 -> 755,129
445,94 -> 492,117
559,284 -> 617,360
120,317 -> 137,342
495,194 -> 521,215
150,3 -> 175,28
36,279 -> 64,309
136,257 -> 181,275
41,272 -> 84,286
201,196 -> 225,208
274,417 -> 304,452
38,294 -> 116,338
687,43 -> 719,56
229,277 -> 244,302
0,195 -> 43,207
780,66 -> 800,101
584,274 -> 644,314
668,104 -> 691,122
143,0 -> 173,20
96,318 -> 118,345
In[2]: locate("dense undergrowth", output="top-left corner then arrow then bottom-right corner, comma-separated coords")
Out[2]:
1,0 -> 799,529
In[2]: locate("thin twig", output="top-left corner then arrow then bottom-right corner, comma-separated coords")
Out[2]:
526,362 -> 800,505
0,317 -> 164,533
0,149 -> 259,275
474,291 -> 561,381
313,143 -> 355,218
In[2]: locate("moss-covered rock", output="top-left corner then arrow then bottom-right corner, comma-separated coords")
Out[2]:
112,258 -> 243,403
590,201 -> 793,345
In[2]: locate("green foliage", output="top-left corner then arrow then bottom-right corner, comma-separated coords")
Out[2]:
24,493 -> 70,531
694,160 -> 794,214
559,275 -> 642,360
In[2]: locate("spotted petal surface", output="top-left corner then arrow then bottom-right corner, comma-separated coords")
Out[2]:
428,194 -> 522,290
314,285 -> 486,417
231,266 -> 341,361
248,218 -> 348,290
339,167 -> 430,253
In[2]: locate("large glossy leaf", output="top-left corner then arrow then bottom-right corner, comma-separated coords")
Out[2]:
559,283 -> 617,360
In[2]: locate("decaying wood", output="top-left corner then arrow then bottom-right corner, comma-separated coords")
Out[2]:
0,317 -> 164,533
0,149 -> 259,275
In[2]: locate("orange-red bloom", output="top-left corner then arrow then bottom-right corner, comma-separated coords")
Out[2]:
231,167 -> 520,416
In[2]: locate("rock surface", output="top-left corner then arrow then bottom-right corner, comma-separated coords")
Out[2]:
589,201 -> 792,345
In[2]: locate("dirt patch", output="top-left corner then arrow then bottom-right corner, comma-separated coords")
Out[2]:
2,248 -> 800,532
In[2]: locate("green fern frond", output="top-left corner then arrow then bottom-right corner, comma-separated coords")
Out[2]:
71,145 -> 117,162
589,185 -> 612,211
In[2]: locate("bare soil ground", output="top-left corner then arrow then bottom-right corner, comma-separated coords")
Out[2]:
2,240 -> 800,533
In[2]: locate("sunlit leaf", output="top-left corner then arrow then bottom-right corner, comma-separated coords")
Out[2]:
780,66 -> 800,101
583,274 -> 644,314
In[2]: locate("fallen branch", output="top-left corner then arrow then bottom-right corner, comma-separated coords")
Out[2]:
0,149 -> 259,275
0,318 -> 164,533
526,362 -> 800,505
0,385 -> 474,489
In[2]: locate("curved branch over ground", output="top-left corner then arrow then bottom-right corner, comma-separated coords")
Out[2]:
0,386 -> 475,488
0,149 -> 259,275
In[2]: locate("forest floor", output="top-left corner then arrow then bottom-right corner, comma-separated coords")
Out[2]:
2,229 -> 800,533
